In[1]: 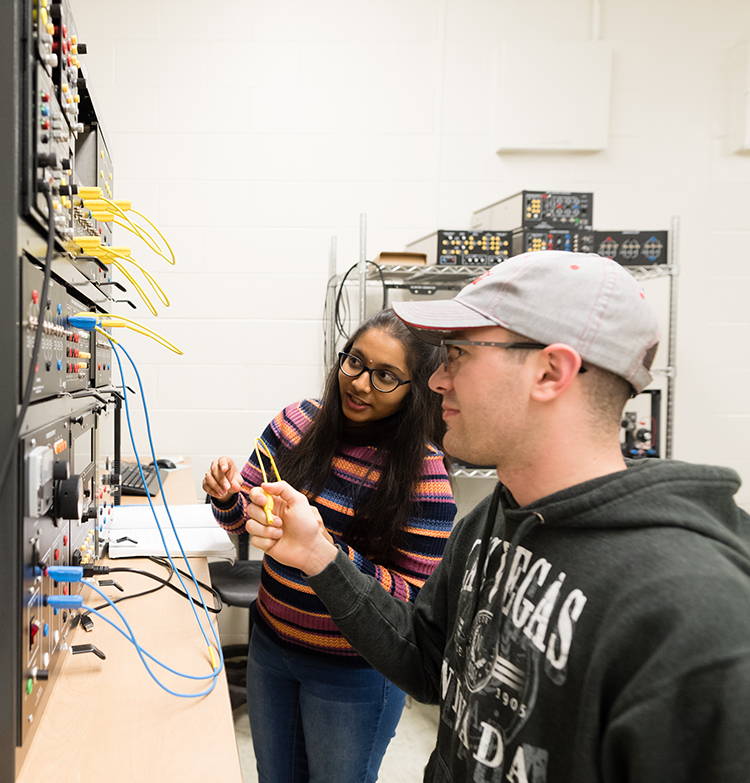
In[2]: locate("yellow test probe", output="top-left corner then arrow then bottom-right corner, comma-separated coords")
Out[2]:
74,237 -> 169,316
254,437 -> 282,525
68,311 -> 183,355
78,187 -> 176,265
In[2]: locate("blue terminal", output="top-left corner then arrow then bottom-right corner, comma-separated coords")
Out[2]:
46,566 -> 83,582
68,314 -> 98,331
45,595 -> 83,609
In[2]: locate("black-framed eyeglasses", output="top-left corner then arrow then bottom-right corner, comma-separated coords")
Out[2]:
338,352 -> 411,393
437,339 -> 588,375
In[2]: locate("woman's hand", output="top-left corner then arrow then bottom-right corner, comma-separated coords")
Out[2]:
202,456 -> 243,503
246,481 -> 338,576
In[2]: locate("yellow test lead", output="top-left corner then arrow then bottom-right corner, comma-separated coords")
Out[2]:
128,207 -> 176,265
108,248 -> 171,308
74,311 -> 183,355
254,437 -> 282,525
77,241 -> 161,316
208,645 -> 219,672
94,325 -> 118,345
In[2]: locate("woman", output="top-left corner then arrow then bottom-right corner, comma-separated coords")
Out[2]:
203,308 -> 456,783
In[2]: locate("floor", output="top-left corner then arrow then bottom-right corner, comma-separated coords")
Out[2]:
233,696 -> 439,782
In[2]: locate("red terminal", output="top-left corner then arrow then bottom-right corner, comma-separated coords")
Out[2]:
32,290 -> 39,304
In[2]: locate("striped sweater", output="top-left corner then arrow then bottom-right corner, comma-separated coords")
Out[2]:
211,398 -> 457,664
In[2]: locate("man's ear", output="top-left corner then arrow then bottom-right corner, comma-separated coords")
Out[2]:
529,343 -> 582,402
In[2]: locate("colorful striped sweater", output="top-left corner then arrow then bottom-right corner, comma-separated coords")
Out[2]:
211,398 -> 457,664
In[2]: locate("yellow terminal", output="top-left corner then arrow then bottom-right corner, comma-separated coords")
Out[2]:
78,186 -> 102,200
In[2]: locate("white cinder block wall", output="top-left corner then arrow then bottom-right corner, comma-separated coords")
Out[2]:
73,0 -> 750,510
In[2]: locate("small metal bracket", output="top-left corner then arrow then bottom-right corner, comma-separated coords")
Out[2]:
71,644 -> 106,660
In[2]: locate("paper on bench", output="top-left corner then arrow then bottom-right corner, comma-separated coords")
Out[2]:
106,503 -> 235,560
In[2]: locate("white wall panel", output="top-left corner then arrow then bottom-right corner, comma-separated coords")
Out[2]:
115,40 -> 208,88
159,0 -> 254,41
91,85 -> 159,134
156,364 -> 251,410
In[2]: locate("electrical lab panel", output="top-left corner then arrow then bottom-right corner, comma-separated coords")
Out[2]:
20,401 -> 103,758
33,0 -> 86,139
24,1 -> 115,251
593,230 -> 669,266
21,254 -> 113,400
406,230 -> 512,266
511,227 -> 595,256
3,2 -> 122,778
472,190 -> 594,231
31,62 -> 76,232
25,0 -> 88,239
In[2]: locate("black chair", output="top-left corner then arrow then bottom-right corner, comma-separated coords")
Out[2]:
208,527 -> 263,711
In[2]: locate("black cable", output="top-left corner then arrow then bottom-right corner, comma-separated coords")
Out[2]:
148,555 -> 223,612
331,261 -> 386,342
84,556 -> 176,613
0,190 -> 56,494
86,556 -> 222,614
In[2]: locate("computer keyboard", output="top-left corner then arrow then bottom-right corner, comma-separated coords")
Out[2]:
120,462 -> 165,497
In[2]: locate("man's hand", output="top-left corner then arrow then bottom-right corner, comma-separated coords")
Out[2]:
202,456 -> 243,503
246,481 -> 338,576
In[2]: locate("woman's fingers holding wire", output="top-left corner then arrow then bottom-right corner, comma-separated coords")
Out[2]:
202,456 -> 242,501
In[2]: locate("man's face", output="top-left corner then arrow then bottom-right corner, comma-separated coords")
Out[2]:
428,326 -> 536,470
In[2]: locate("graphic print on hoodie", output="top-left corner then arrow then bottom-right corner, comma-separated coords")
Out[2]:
440,499 -> 588,782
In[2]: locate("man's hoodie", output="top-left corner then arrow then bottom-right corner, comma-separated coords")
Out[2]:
308,459 -> 750,782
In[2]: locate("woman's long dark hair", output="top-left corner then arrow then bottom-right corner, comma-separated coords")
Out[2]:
276,308 -> 449,564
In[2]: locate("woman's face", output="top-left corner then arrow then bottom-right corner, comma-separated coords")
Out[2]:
338,328 -> 412,426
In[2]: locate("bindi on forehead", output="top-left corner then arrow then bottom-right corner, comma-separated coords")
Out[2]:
350,346 -> 405,375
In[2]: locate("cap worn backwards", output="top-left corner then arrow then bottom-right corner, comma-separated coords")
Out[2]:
392,250 -> 661,393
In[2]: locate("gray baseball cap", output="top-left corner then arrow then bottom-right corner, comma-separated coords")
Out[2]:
392,250 -> 661,393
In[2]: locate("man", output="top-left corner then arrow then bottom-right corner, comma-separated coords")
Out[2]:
242,250 -> 750,782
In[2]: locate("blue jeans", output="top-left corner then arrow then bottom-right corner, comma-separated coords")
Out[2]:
246,625 -> 406,783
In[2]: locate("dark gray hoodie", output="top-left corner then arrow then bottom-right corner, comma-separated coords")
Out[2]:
308,459 -> 750,782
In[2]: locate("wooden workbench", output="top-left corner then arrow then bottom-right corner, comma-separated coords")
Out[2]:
16,465 -> 242,783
